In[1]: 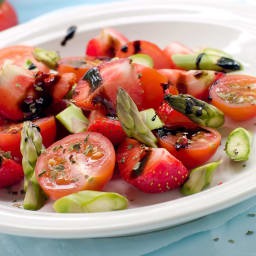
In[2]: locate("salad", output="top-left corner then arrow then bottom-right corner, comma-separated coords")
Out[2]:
0,27 -> 253,213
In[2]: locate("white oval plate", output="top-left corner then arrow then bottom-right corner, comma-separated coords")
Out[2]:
0,0 -> 256,238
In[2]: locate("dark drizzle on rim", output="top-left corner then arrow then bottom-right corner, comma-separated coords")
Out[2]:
61,25 -> 77,46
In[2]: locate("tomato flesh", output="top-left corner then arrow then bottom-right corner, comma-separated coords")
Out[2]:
210,74 -> 256,121
0,1 -> 18,31
116,40 -> 172,69
0,116 -> 56,160
157,125 -> 221,169
35,132 -> 115,199
57,56 -> 100,82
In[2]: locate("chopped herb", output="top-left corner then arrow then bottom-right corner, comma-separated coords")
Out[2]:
228,239 -> 235,244
53,145 -> 63,152
69,155 -> 76,164
121,157 -> 126,164
73,143 -> 81,151
50,170 -> 58,181
246,230 -> 254,236
38,169 -> 47,177
71,177 -> 79,182
248,213 -> 255,217
63,148 -> 66,154
128,144 -> 134,150
84,144 -> 94,155
213,237 -> 219,242
132,155 -> 138,160
84,135 -> 90,144
16,83 -> 21,87
2,151 -> 12,159
53,164 -> 65,171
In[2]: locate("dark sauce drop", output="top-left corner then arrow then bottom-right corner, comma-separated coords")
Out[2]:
61,25 -> 77,46
28,63 -> 37,70
121,45 -> 128,53
133,40 -> 141,54
195,53 -> 205,70
217,57 -> 241,71
151,114 -> 157,121
82,67 -> 103,93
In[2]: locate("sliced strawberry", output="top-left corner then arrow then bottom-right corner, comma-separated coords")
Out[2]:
157,103 -> 193,127
86,28 -> 128,58
0,152 -> 24,188
163,42 -> 194,69
87,110 -> 126,145
117,138 -> 188,193
73,58 -> 143,112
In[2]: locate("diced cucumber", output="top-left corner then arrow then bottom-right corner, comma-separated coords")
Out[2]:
129,54 -> 154,68
33,48 -> 59,69
53,190 -> 128,213
181,160 -> 221,195
225,127 -> 252,161
56,104 -> 89,133
140,108 -> 163,130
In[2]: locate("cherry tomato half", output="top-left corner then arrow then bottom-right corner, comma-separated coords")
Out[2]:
35,132 -> 115,200
0,116 -> 56,160
157,124 -> 221,169
0,1 -> 18,31
209,74 -> 256,121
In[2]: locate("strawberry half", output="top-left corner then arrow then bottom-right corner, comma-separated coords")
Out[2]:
117,138 -> 188,193
87,110 -> 126,145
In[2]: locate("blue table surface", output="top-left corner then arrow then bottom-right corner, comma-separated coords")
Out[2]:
2,0 -> 256,255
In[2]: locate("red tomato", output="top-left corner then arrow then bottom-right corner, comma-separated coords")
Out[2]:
0,63 -> 34,120
57,56 -> 100,82
0,116 -> 56,160
116,40 -> 172,69
35,132 -> 115,200
157,125 -> 221,169
209,75 -> 256,121
88,110 -> 126,145
86,28 -> 128,58
73,58 -> 143,111
0,153 -> 23,188
135,64 -> 168,110
117,138 -> 188,193
163,42 -> 194,69
0,45 -> 49,72
157,103 -> 193,127
0,1 -> 18,31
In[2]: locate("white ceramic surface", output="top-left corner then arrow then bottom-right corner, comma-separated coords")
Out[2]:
0,0 -> 256,238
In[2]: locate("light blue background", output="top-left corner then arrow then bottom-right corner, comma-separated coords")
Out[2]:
2,0 -> 256,255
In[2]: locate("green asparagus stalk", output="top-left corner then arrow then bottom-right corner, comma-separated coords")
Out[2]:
20,121 -> 47,210
33,48 -> 59,69
164,94 -> 225,128
53,190 -> 128,213
181,160 -> 222,195
172,53 -> 242,72
198,48 -> 232,58
116,88 -> 158,147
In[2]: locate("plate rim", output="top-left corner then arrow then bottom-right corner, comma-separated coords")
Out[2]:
0,0 -> 256,238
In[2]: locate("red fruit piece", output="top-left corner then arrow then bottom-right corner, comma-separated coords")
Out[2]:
86,28 -> 128,58
73,58 -> 143,112
117,138 -> 188,193
0,152 -> 24,188
87,110 -> 126,145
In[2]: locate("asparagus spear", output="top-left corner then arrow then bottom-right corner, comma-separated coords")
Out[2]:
20,121 -> 47,210
181,160 -> 222,195
53,190 -> 128,213
33,48 -> 59,69
116,88 -> 158,147
172,53 -> 242,72
164,94 -> 225,128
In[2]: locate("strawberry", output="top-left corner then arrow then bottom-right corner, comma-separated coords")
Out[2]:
87,110 -> 126,145
117,138 -> 188,193
157,102 -> 193,127
0,151 -> 24,188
